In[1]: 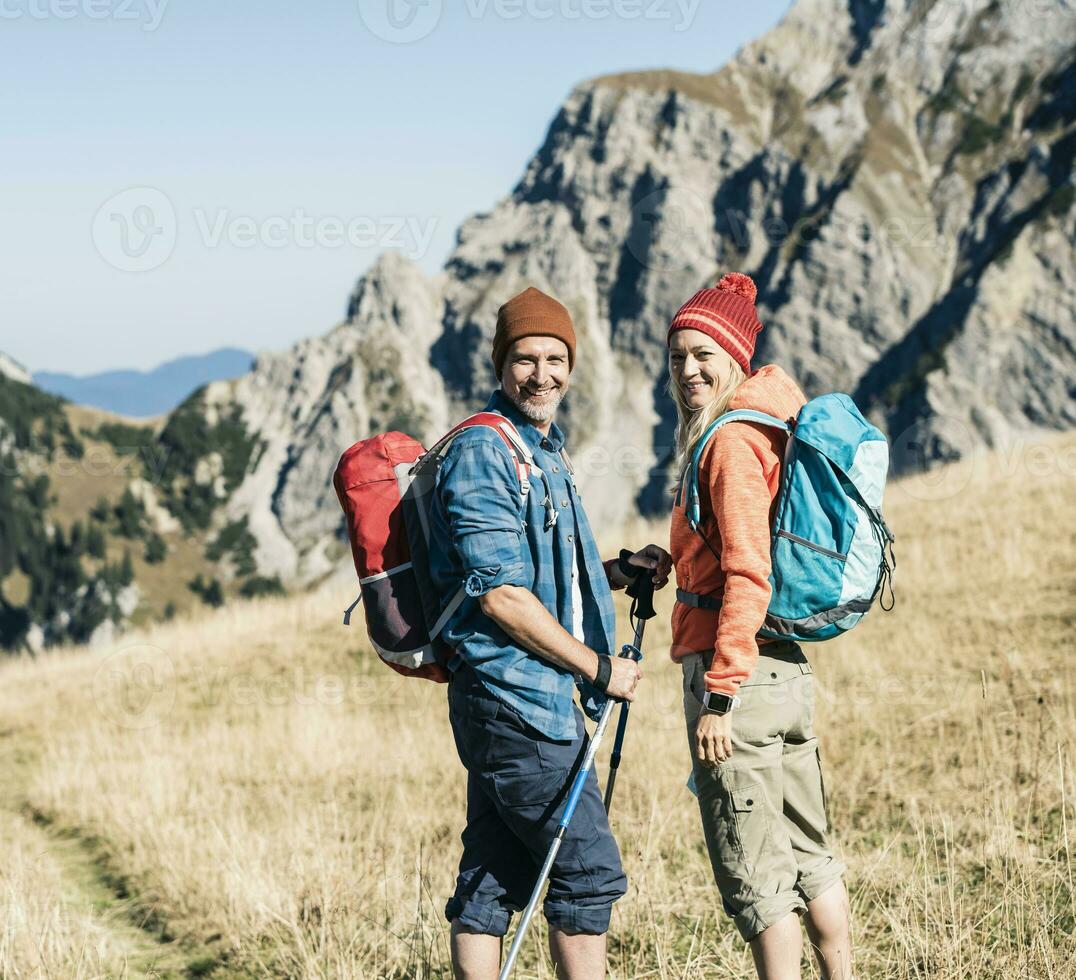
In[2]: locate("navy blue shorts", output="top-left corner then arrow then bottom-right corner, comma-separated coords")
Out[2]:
444,663 -> 627,936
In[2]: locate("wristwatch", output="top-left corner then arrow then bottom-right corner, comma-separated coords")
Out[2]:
702,691 -> 741,715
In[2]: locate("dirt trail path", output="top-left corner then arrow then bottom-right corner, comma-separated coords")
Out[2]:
0,733 -> 221,979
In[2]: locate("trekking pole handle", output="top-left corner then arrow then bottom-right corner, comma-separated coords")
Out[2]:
625,567 -> 656,622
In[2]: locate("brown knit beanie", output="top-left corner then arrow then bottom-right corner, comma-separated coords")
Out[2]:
491,287 -> 576,376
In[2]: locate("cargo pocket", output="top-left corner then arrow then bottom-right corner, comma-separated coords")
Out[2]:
492,766 -> 572,810
726,782 -> 768,863
699,771 -> 770,881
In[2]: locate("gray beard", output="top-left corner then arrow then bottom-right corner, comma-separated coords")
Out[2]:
509,386 -> 566,425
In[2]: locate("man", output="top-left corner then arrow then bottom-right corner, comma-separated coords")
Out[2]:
429,286 -> 673,980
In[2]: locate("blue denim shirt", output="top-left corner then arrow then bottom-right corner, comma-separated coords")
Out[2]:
428,390 -> 618,740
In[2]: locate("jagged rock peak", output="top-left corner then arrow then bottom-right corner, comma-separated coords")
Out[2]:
0,352 -> 32,386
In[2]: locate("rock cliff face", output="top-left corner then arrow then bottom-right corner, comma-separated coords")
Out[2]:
189,0 -> 1074,585
0,353 -> 32,386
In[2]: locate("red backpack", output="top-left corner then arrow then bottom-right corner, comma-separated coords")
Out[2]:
333,414 -> 535,682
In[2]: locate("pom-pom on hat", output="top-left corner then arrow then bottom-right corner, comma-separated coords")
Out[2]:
667,272 -> 763,375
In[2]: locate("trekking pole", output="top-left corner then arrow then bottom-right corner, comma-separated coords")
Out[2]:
498,641 -> 643,980
604,557 -> 657,814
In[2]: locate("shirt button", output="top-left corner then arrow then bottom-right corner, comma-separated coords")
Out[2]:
561,499 -> 569,507
568,534 -> 574,543
551,464 -> 559,473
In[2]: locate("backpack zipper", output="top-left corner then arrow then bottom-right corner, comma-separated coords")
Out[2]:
775,529 -> 848,561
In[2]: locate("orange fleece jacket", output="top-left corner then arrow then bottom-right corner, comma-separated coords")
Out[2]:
669,364 -> 807,696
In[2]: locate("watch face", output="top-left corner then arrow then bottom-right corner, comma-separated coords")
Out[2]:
705,692 -> 732,713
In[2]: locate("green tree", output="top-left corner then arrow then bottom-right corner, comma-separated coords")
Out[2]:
143,534 -> 167,564
188,574 -> 224,608
239,575 -> 285,599
89,497 -> 111,523
85,523 -> 106,559
119,550 -> 134,587
113,487 -> 146,539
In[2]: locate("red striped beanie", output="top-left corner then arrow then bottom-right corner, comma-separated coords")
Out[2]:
666,272 -> 762,375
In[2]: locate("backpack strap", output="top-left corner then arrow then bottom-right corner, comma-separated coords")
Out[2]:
421,412 -> 536,509
427,412 -> 565,531
429,582 -> 469,638
683,410 -> 793,531
413,413 -> 551,639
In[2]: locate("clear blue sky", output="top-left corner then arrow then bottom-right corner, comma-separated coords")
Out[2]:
1,0 -> 791,375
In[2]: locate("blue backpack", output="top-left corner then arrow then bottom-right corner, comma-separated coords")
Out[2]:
680,393 -> 896,642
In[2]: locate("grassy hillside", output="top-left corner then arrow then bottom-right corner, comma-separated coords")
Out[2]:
0,431 -> 1073,978
0,376 -> 281,653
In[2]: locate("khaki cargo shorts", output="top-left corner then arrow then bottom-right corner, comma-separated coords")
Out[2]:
682,641 -> 846,941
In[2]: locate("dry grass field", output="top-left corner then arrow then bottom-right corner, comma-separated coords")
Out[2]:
1,431 -> 1074,979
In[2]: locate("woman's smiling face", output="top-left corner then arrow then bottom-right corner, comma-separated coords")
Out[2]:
668,329 -> 738,410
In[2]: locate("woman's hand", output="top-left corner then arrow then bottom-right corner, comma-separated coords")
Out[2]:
627,544 -> 673,589
695,709 -> 733,766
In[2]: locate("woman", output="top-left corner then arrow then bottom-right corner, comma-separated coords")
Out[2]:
666,273 -> 854,980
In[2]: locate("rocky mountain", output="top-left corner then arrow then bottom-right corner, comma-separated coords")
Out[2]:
9,0 -> 1073,648
0,352 -> 32,386
174,0 -> 1075,586
181,0 -> 1072,587
34,347 -> 254,418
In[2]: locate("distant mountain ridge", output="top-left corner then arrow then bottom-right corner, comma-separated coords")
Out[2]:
34,348 -> 254,418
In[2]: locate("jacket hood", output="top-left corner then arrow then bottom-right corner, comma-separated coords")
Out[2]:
727,363 -> 807,423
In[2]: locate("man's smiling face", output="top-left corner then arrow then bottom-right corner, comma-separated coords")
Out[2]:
500,335 -> 571,428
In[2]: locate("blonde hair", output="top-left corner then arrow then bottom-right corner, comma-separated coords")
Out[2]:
668,359 -> 748,489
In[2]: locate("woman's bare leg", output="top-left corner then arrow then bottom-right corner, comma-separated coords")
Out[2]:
748,911 -> 802,980
804,880 -> 853,979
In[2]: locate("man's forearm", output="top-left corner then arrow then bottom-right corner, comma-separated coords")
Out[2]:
478,584 -> 599,681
